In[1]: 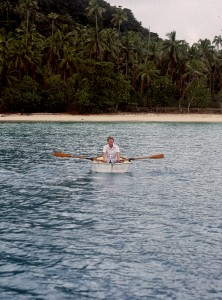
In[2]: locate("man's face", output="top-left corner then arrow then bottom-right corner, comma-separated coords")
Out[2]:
108,138 -> 114,148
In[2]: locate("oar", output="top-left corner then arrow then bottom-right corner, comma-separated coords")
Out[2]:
54,151 -> 164,162
53,151 -> 94,160
128,153 -> 164,161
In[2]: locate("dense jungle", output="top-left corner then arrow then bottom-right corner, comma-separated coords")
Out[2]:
1,0 -> 222,113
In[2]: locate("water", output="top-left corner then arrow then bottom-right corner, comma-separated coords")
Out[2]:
0,122 -> 222,300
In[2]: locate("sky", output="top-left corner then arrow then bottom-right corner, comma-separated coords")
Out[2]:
106,0 -> 222,45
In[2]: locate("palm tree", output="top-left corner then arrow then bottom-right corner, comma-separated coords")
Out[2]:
148,41 -> 162,67
17,0 -> 39,45
183,59 -> 208,86
47,12 -> 59,64
162,31 -> 186,81
187,44 -> 200,60
111,7 -> 128,72
213,35 -> 222,51
195,39 -> 216,96
58,47 -> 80,81
85,0 -> 106,33
213,51 -> 222,93
85,0 -> 105,61
1,0 -> 13,23
195,39 -> 214,61
100,28 -> 118,62
184,61 -> 209,112
82,27 -> 105,61
111,6 -> 128,32
8,39 -> 33,80
120,31 -> 136,76
0,28 -> 16,86
139,61 -> 159,94
180,59 -> 208,111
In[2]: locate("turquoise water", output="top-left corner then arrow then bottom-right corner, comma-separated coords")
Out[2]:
0,122 -> 222,300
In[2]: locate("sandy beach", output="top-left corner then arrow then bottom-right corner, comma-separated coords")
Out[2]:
1,113 -> 222,123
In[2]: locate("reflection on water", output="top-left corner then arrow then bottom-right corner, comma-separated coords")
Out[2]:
0,122 -> 222,300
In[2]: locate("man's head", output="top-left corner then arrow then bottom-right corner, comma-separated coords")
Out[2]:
107,136 -> 114,147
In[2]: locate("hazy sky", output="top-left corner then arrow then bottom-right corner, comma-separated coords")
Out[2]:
106,0 -> 222,45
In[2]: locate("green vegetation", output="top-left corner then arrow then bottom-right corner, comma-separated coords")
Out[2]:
0,0 -> 222,113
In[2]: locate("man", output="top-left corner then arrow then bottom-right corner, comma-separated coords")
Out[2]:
103,136 -> 120,163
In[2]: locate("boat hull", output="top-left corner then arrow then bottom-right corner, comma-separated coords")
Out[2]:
91,157 -> 131,173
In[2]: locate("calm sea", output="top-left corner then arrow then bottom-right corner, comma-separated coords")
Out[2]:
0,122 -> 222,300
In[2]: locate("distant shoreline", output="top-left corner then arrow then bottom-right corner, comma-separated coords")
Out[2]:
1,113 -> 222,123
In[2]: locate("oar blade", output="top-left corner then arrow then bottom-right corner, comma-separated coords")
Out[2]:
129,153 -> 164,160
53,151 -> 73,158
149,153 -> 164,159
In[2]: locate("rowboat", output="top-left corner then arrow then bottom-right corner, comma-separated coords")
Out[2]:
53,152 -> 164,173
91,157 -> 132,173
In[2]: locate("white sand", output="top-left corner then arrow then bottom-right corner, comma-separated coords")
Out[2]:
1,113 -> 222,122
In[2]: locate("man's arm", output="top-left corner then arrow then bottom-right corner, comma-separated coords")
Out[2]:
116,152 -> 120,161
103,152 -> 107,162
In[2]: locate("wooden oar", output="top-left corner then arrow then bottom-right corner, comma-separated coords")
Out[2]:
128,153 -> 164,161
54,151 -> 164,162
53,151 -> 94,160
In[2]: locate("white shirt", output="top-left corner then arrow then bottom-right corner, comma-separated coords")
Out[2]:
103,144 -> 120,162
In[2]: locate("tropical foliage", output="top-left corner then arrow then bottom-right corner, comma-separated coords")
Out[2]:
0,0 -> 222,113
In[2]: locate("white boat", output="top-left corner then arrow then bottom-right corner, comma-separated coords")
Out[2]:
91,157 -> 132,173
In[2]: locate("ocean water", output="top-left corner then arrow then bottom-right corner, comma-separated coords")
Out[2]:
0,122 -> 222,300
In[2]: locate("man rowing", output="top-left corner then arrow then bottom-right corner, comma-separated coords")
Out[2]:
102,136 -> 121,163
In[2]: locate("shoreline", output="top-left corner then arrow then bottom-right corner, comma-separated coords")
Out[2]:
1,113 -> 222,123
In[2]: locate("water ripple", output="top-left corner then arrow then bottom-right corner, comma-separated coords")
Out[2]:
0,123 -> 222,299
